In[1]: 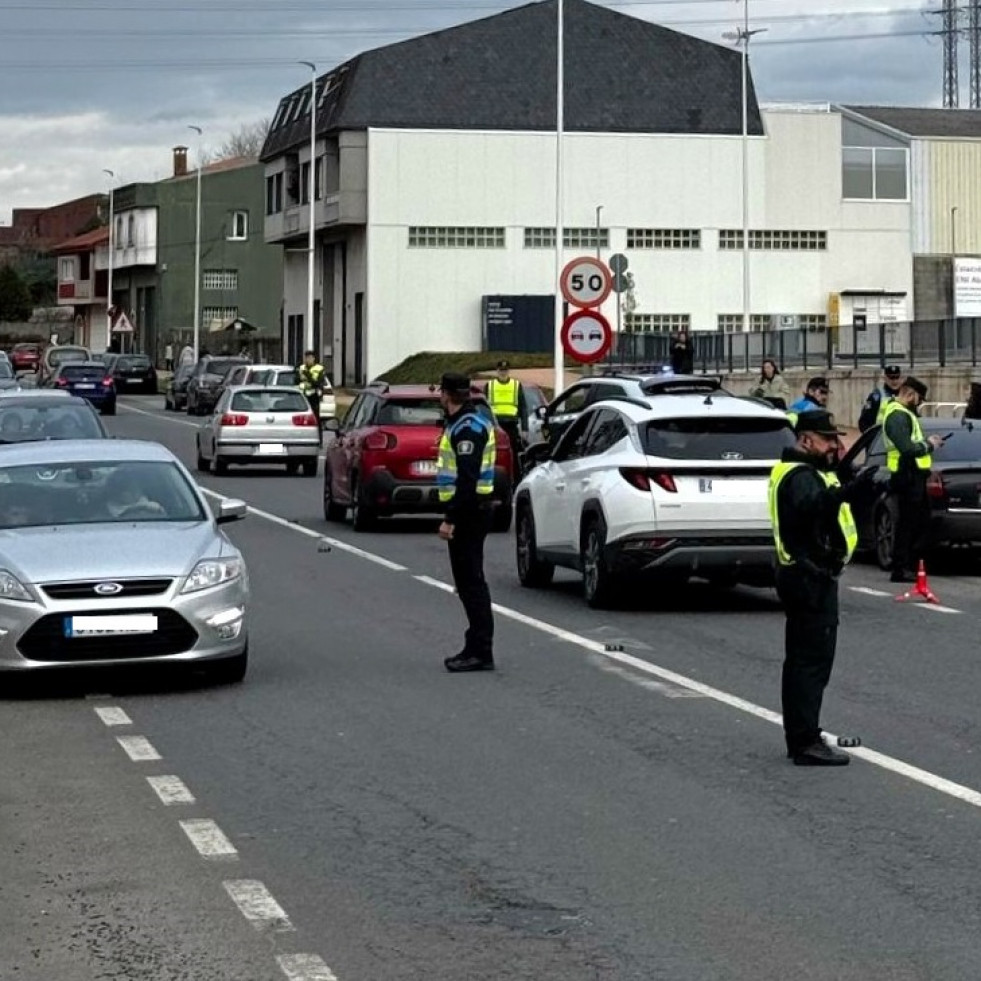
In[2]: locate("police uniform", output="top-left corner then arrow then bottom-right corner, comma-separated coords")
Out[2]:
298,355 -> 326,420
486,361 -> 523,474
858,366 -> 903,432
768,410 -> 858,766
437,372 -> 497,673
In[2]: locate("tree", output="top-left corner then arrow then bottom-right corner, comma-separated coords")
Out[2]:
620,273 -> 637,331
206,118 -> 272,163
0,264 -> 33,322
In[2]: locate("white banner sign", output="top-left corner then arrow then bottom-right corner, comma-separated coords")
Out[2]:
954,257 -> 981,318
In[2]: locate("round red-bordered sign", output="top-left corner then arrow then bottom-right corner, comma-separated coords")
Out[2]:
560,256 -> 612,309
561,309 -> 613,364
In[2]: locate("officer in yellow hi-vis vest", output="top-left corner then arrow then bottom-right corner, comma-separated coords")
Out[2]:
436,372 -> 497,673
768,410 -> 859,767
882,376 -> 944,583
485,360 -> 523,473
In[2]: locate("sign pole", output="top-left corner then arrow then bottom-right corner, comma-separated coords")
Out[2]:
553,0 -> 565,395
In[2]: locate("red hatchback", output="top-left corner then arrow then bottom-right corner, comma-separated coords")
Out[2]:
10,343 -> 41,373
322,383 -> 514,532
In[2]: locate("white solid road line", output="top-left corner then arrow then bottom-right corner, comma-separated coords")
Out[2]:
848,586 -> 892,598
147,775 -> 196,806
277,953 -> 340,981
116,735 -> 162,762
179,818 -> 238,859
918,603 -> 963,615
93,706 -> 132,727
223,880 -> 295,932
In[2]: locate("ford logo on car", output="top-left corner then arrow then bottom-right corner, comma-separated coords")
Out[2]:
94,582 -> 124,596
721,451 -> 744,460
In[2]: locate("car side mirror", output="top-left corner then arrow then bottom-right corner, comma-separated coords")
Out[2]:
534,405 -> 548,420
322,416 -> 340,433
216,498 -> 247,524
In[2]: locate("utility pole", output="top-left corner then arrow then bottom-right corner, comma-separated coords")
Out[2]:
188,125 -> 203,361
941,0 -> 960,108
970,0 -> 981,108
299,61 -> 318,357
553,0 -> 565,394
103,169 -> 115,352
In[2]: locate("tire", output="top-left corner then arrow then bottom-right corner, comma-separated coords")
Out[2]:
322,464 -> 347,521
214,456 -> 229,476
516,503 -> 554,588
204,646 -> 248,685
581,516 -> 618,609
351,477 -> 376,532
301,458 -> 318,478
875,498 -> 898,571
195,438 -> 209,473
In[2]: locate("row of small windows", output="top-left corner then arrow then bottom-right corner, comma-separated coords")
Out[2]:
627,314 -> 829,334
406,227 -> 828,250
201,306 -> 238,324
203,270 -> 238,291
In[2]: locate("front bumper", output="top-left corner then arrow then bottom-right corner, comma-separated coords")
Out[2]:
0,576 -> 248,672
607,531 -> 777,583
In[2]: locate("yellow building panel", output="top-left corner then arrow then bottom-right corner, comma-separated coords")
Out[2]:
928,142 -> 981,255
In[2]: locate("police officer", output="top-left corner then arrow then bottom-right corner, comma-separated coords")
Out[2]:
486,360 -> 523,474
436,372 -> 497,673
297,350 -> 327,442
768,410 -> 859,766
882,376 -> 944,583
858,364 -> 904,432
786,376 -> 830,427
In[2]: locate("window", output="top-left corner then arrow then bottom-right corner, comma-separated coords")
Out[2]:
719,230 -> 827,251
375,399 -> 445,426
523,227 -> 610,249
799,314 -> 828,331
842,146 -> 908,201
300,162 -> 311,205
266,174 -> 283,215
552,412 -> 596,462
202,270 -> 239,291
642,417 -> 795,460
126,215 -> 135,247
627,228 -> 701,249
550,385 -> 590,417
408,227 -> 506,248
59,258 -> 74,282
583,409 -> 629,455
115,217 -> 123,249
628,314 -> 691,333
228,211 -> 248,240
201,306 -> 238,324
585,382 -> 627,404
231,390 -> 309,414
314,157 -> 323,200
716,314 -> 772,332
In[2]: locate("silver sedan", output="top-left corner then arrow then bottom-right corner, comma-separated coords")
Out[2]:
196,385 -> 320,476
0,439 -> 250,683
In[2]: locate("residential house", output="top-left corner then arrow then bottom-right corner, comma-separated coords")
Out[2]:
52,227 -> 110,348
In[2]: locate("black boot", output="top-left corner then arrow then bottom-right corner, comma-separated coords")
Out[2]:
792,739 -> 850,766
444,653 -> 495,673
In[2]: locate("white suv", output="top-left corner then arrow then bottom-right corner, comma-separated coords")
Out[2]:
514,379 -> 794,607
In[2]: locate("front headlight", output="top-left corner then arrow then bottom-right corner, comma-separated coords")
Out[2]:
181,558 -> 243,594
0,569 -> 33,602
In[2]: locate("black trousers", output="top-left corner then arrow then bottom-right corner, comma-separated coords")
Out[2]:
892,474 -> 930,574
447,510 -> 494,660
497,418 -> 522,476
776,565 -> 839,755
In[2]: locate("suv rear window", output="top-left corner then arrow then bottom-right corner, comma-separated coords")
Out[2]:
231,391 -> 310,413
376,399 -> 445,426
204,359 -> 247,377
117,355 -> 150,369
49,349 -> 88,366
643,417 -> 794,460
61,365 -> 107,380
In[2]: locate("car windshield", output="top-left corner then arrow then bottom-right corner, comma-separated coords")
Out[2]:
271,369 -> 298,387
231,390 -> 310,413
49,349 -> 88,366
117,355 -> 150,370
0,363 -> 13,379
642,417 -> 795,460
376,399 -> 446,426
205,359 -> 246,377
925,423 -> 981,462
61,365 -> 107,381
0,404 -> 105,442
0,460 -> 206,529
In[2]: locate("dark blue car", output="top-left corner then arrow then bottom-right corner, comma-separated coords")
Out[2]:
49,361 -> 116,416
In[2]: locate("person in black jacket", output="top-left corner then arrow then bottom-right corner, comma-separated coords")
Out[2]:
437,372 -> 497,673
670,331 -> 694,375
964,382 -> 981,421
858,364 -> 903,432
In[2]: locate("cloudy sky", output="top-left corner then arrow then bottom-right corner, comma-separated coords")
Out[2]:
0,0 -> 951,223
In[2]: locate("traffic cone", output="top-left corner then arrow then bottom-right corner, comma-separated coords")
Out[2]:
894,559 -> 940,605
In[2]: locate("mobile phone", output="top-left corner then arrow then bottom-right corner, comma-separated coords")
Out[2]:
941,432 -> 954,441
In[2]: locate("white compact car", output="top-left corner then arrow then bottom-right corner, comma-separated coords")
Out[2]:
514,376 -> 795,607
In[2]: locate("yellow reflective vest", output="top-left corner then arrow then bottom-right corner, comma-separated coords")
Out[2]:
487,378 -> 520,419
768,461 -> 857,567
298,363 -> 325,396
437,412 -> 496,503
881,400 -> 931,473
874,390 -> 895,425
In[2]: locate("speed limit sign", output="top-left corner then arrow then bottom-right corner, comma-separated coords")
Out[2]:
560,257 -> 612,309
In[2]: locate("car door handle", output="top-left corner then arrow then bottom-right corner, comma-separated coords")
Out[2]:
555,482 -> 566,492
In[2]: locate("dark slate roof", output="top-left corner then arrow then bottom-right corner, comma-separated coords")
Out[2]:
842,105 -> 981,138
261,0 -> 761,160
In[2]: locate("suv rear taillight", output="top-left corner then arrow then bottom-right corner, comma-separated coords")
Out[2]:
101,377 -> 114,387
926,471 -> 946,500
291,413 -> 317,427
221,413 -> 248,427
364,431 -> 397,451
619,468 -> 676,493
54,376 -> 69,387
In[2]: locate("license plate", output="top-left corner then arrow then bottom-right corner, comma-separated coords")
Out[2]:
412,460 -> 438,475
127,378 -> 142,384
256,443 -> 286,455
699,478 -> 713,493
76,384 -> 95,390
64,614 -> 158,637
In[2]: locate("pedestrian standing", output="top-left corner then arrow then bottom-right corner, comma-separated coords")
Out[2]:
858,364 -> 903,432
670,331 -> 694,375
297,349 -> 326,441
882,377 -> 945,583
179,343 -> 195,367
749,358 -> 791,410
768,410 -> 859,766
437,372 -> 497,673
485,359 -> 523,476
164,342 -> 174,372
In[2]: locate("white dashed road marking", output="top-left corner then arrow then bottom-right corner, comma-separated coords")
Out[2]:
147,775 -> 196,806
180,818 -> 238,859
94,706 -> 132,726
223,880 -> 295,932
918,603 -> 963,615
116,735 -> 162,762
277,953 -> 339,981
848,586 -> 892,598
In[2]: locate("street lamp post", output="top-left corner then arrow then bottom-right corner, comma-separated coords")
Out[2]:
188,125 -> 203,361
951,205 -> 959,322
102,169 -> 115,352
553,0 -> 565,394
300,61 -> 318,358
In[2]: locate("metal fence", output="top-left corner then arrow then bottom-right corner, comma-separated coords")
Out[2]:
611,318 -> 981,373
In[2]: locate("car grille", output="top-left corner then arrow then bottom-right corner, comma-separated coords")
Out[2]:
19,608 -> 198,662
41,579 -> 174,600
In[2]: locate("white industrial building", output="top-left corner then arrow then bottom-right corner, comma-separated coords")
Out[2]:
261,0 -> 914,384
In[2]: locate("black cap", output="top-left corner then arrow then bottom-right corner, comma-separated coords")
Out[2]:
795,409 -> 846,437
304,349 -> 316,357
439,371 -> 471,397
497,359 -> 510,370
884,364 -> 903,377
806,376 -> 829,391
904,375 -> 928,400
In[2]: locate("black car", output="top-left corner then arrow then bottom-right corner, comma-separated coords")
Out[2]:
0,395 -> 109,443
839,417 -> 981,569
106,352 -> 157,394
48,361 -> 116,416
164,363 -> 195,412
185,356 -> 250,416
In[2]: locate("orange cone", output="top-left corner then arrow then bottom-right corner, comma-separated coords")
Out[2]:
894,559 -> 940,605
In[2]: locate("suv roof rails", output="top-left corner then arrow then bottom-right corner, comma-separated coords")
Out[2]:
639,375 -> 724,396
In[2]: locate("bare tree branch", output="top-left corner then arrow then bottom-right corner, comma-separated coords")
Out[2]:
206,118 -> 271,163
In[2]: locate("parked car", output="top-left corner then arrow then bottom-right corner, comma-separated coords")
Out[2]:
10,343 -> 41,373
514,384 -> 794,606
40,344 -> 91,385
0,395 -> 109,442
322,382 -> 514,532
0,439 -> 249,684
250,364 -> 337,418
195,386 -> 320,476
185,356 -> 250,416
164,363 -> 195,412
0,361 -> 21,392
106,352 -> 157,394
838,417 -> 981,569
49,361 -> 116,415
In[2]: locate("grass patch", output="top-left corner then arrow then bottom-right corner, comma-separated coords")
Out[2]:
377,351 -> 567,385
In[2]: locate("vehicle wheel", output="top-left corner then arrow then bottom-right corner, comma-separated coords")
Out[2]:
581,516 -> 618,609
213,456 -> 229,476
322,464 -> 347,521
301,458 -> 318,478
101,403 -> 116,416
204,646 -> 248,685
285,461 -> 300,476
875,499 -> 898,571
351,478 -> 376,532
516,503 -> 554,588
195,438 -> 209,473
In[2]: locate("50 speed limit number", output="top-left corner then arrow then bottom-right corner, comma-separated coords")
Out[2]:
560,257 -> 612,309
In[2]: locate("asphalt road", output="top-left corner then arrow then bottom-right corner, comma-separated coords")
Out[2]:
3,394 -> 981,981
